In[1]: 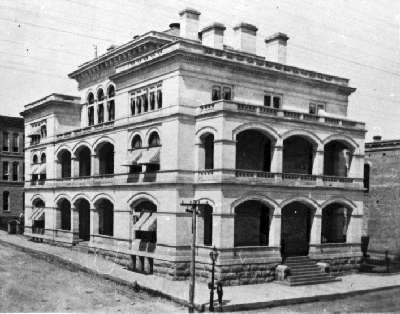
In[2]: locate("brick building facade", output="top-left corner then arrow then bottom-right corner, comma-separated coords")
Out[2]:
0,116 -> 24,228
22,9 -> 365,285
364,136 -> 400,258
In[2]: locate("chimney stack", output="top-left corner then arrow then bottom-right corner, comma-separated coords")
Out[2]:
201,23 -> 226,50
179,8 -> 201,41
233,23 -> 258,55
265,32 -> 289,64
373,135 -> 382,142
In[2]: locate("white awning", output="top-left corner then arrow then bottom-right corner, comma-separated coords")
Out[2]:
37,163 -> 46,174
141,215 -> 156,232
27,128 -> 41,137
122,150 -> 142,166
132,212 -> 151,231
137,147 -> 160,165
30,165 -> 38,174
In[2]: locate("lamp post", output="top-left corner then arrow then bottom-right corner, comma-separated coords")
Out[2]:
181,200 -> 206,313
209,246 -> 219,312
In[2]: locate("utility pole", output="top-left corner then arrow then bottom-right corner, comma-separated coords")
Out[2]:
181,200 -> 204,313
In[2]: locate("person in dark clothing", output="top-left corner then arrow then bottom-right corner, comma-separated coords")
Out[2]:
216,281 -> 223,307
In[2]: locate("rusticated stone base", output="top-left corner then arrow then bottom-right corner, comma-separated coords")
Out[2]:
88,247 -> 131,268
317,257 -> 361,276
153,260 -> 190,280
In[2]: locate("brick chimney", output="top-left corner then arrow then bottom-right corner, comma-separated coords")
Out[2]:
265,32 -> 289,64
233,23 -> 258,55
179,8 -> 201,41
201,23 -> 226,50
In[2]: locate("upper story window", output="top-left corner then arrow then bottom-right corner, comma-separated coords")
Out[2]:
41,153 -> 46,163
12,162 -> 18,181
87,92 -> 95,126
32,154 -> 38,164
130,84 -> 162,116
29,121 -> 46,145
212,85 -> 232,101
149,132 -> 161,147
40,125 -> 47,139
309,101 -> 326,115
3,191 -> 9,211
132,135 -> 142,149
3,132 -> 9,151
2,161 -> 8,181
97,89 -> 105,124
107,85 -> 115,121
264,93 -> 282,109
12,134 -> 18,152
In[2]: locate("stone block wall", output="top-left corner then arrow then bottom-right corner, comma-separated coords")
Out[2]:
317,256 -> 361,276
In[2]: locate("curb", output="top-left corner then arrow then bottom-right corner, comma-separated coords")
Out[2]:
2,236 -> 400,313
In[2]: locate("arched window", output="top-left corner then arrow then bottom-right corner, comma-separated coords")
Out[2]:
87,93 -> 95,126
12,162 -> 18,181
132,200 -> 157,243
41,153 -> 46,163
3,191 -> 9,211
107,85 -> 115,121
98,143 -> 114,175
2,132 -> 9,151
283,136 -> 315,175
32,155 -> 38,164
97,199 -> 114,236
77,147 -> 91,177
60,151 -> 71,178
2,161 -> 8,180
131,135 -> 142,149
148,132 -> 161,147
202,134 -> 214,170
324,141 -> 352,177
198,204 -> 213,246
212,86 -> 221,101
321,204 -> 352,243
88,93 -> 94,105
364,163 -> 370,193
97,89 -> 105,102
60,199 -> 71,231
157,89 -> 162,108
236,130 -> 271,172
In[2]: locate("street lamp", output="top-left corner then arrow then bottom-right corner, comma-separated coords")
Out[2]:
208,246 -> 219,312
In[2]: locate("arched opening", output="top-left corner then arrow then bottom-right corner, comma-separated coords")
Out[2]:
321,203 -> 352,244
131,135 -> 142,149
98,142 -> 114,175
364,163 -> 370,193
324,140 -> 352,177
76,199 -> 90,241
33,155 -> 38,164
60,151 -> 71,178
77,146 -> 91,177
132,200 -> 157,243
236,130 -> 272,172
107,85 -> 115,121
202,134 -> 214,170
87,93 -> 95,126
41,153 -> 46,163
97,199 -> 114,236
198,204 -> 213,246
97,89 -> 105,124
281,202 -> 312,256
59,199 -> 71,231
283,136 -> 315,174
234,200 -> 270,247
32,198 -> 45,234
148,132 -> 161,147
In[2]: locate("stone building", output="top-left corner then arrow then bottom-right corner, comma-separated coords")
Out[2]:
22,9 -> 365,285
0,116 -> 24,228
364,136 -> 400,259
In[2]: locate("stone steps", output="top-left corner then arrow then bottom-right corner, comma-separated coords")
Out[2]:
278,256 -> 341,286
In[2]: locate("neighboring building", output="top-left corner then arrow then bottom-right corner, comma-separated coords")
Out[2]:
364,136 -> 400,259
21,9 -> 365,285
0,116 -> 24,228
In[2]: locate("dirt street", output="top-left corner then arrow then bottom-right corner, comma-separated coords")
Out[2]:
0,243 -> 185,313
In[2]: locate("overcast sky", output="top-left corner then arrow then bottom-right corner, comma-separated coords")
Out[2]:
0,0 -> 399,141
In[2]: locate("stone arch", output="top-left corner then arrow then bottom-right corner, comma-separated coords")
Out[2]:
231,194 -> 278,214
86,89 -> 95,104
195,126 -> 218,144
55,146 -> 72,161
232,122 -> 280,143
106,83 -> 116,98
144,127 -> 161,145
127,192 -> 159,210
281,129 -> 322,149
54,194 -> 71,206
72,141 -> 93,155
128,131 -> 143,147
92,193 -> 114,206
93,136 -> 115,152
322,134 -> 359,152
31,194 -> 45,205
71,193 -> 92,207
280,196 -> 320,215
321,197 -> 358,214
95,85 -> 105,101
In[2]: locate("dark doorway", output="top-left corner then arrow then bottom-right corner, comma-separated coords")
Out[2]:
283,136 -> 314,174
78,199 -> 90,241
281,202 -> 312,256
78,147 -> 91,177
98,143 -> 114,175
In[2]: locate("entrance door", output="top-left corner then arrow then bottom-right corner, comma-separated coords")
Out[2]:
78,200 -> 91,241
281,202 -> 311,256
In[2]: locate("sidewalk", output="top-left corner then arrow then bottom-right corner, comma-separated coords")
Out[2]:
1,231 -> 400,313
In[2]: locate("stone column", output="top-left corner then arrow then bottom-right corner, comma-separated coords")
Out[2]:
269,214 -> 281,247
214,139 -> 236,171
313,149 -> 324,175
91,154 -> 98,176
55,206 -> 62,230
271,144 -> 283,173
90,207 -> 99,236
347,214 -> 362,243
94,101 -> 98,125
71,157 -> 78,177
310,214 -> 322,245
55,160 -> 61,179
71,206 -> 79,243
195,143 -> 205,170
144,257 -> 152,274
348,155 -> 363,178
